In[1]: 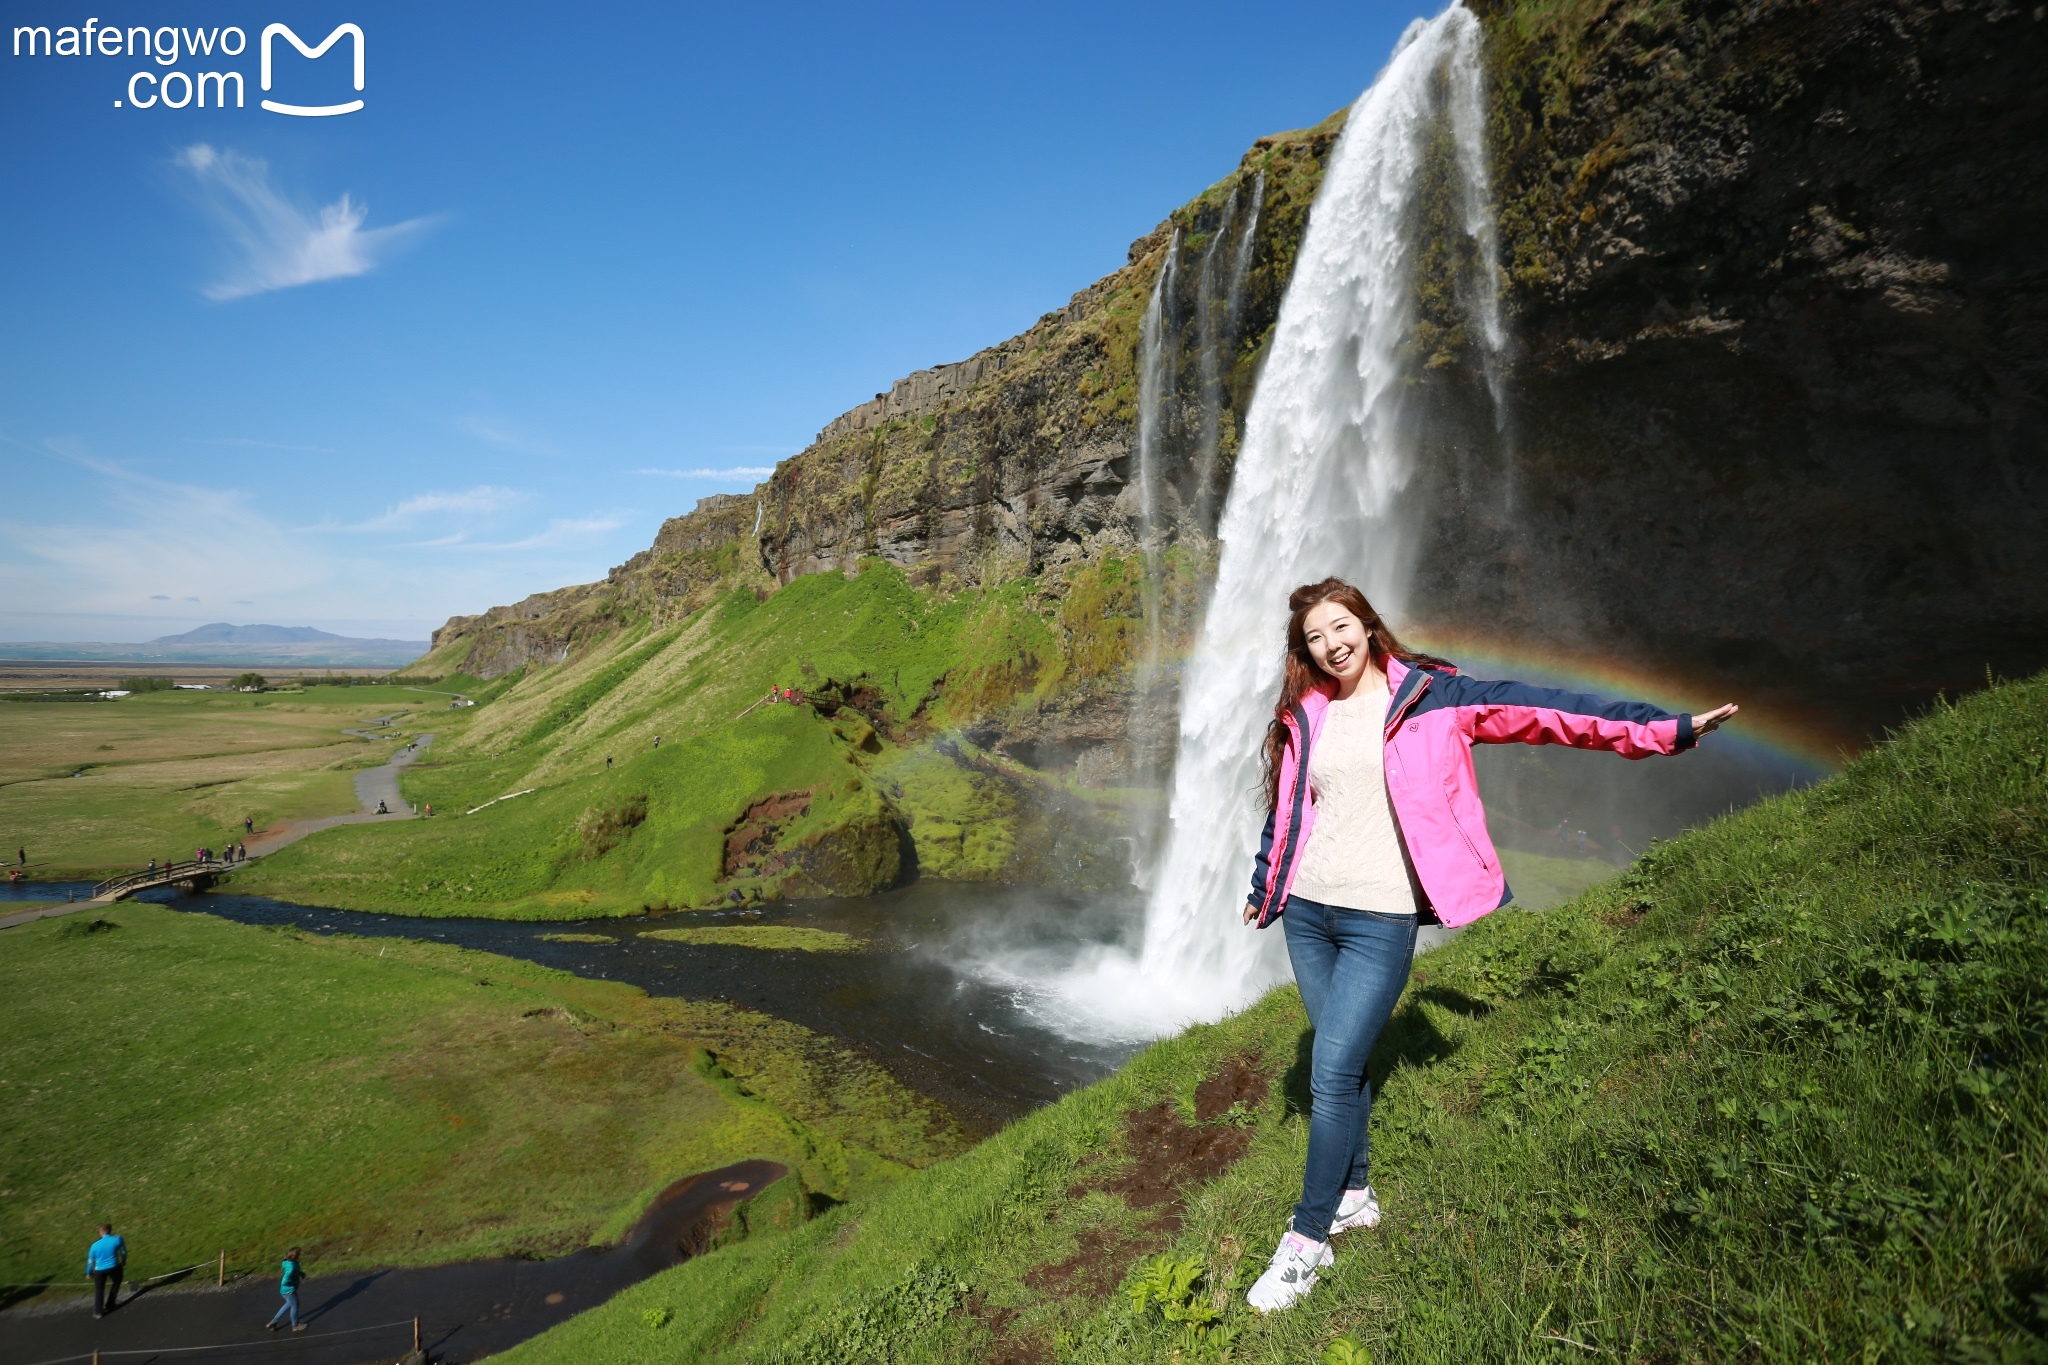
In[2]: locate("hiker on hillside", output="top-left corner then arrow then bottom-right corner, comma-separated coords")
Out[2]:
605,754 -> 612,770
1237,578 -> 1737,1314
15,846 -> 23,867
266,1247 -> 307,1333
376,799 -> 389,815
86,1223 -> 126,1317
244,815 -> 253,834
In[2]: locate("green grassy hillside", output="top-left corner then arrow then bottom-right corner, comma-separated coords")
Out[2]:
234,563 -> 1135,918
0,904 -> 958,1298
491,672 -> 2047,1363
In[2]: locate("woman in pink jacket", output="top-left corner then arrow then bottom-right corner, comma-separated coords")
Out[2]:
1242,578 -> 1737,1313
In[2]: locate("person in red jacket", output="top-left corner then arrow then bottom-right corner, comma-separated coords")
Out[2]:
1242,578 -> 1736,1313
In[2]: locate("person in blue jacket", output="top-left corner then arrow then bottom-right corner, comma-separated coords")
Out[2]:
267,1247 -> 308,1333
85,1223 -> 125,1317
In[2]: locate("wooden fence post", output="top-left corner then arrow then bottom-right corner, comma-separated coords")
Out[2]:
413,1316 -> 422,1352
217,1249 -> 225,1286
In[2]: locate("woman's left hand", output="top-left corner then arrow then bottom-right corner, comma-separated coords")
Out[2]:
1693,703 -> 1739,736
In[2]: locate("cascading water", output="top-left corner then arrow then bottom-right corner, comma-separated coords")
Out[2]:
1133,230 -> 1182,670
1193,184 -> 1241,520
1024,3 -> 1505,1040
1134,231 -> 1181,558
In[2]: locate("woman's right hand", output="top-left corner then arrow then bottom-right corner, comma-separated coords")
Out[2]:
1693,703 -> 1739,736
1243,899 -> 1260,925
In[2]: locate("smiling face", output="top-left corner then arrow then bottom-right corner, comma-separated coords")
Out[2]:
1301,599 -> 1376,688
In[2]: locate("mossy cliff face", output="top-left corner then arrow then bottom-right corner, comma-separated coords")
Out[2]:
428,0 -> 2047,781
1413,0 -> 2048,734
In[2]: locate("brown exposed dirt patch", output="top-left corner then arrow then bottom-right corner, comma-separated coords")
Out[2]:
1100,1103 -> 1254,1210
1193,1053 -> 1269,1119
961,1292 -> 1050,1365
721,790 -> 814,876
1023,1220 -> 1172,1301
1028,1056 -> 1272,1303
1601,897 -> 1654,930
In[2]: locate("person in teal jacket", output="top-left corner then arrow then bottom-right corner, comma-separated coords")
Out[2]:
266,1247 -> 307,1333
86,1224 -> 126,1317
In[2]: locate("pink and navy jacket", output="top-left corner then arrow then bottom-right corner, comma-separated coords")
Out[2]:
1249,656 -> 1695,929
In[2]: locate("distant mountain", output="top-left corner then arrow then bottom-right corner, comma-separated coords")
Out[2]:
147,623 -> 351,645
0,624 -> 430,668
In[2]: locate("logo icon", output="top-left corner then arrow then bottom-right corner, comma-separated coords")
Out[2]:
260,23 -> 362,117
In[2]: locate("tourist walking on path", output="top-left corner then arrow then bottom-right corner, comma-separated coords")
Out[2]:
267,1247 -> 307,1333
86,1223 -> 126,1317
1239,579 -> 1737,1314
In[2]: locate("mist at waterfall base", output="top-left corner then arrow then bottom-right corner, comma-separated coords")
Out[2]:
967,4 -> 1830,1047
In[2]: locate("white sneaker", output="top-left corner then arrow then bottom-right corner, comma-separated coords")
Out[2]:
1329,1185 -> 1381,1234
1246,1231 -> 1333,1313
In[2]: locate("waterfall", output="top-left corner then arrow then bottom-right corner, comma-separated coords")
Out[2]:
1193,172 -> 1264,528
1192,184 -> 1240,524
1133,229 -> 1182,674
1036,3 -> 1504,1039
1134,231 -> 1181,557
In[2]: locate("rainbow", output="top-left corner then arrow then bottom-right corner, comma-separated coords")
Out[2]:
1407,626 -> 1850,776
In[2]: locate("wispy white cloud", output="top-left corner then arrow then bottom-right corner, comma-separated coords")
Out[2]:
0,438 -> 640,643
176,144 -> 437,300
189,436 -> 337,453
459,416 -> 566,458
636,466 -> 776,479
458,515 -> 626,552
339,485 -> 526,533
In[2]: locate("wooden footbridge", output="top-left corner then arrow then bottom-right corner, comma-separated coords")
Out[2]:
93,857 -> 237,903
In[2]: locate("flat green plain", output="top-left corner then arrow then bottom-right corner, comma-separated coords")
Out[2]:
0,689 -> 434,879
0,904 -> 957,1295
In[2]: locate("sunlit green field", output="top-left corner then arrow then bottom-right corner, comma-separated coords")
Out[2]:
0,903 -> 957,1296
0,688 -> 435,879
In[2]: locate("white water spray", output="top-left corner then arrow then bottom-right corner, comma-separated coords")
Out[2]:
1134,230 -> 1182,559
1021,4 -> 1504,1041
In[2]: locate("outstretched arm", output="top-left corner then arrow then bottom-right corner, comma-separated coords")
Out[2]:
1450,675 -> 1736,757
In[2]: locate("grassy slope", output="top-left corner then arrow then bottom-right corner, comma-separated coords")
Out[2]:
236,566 -> 1101,917
497,674 -> 2048,1364
0,690 -> 433,879
0,905 -> 959,1294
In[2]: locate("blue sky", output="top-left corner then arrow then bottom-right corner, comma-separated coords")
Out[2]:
2,2 -> 1420,643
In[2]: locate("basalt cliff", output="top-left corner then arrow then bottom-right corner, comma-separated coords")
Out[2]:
422,0 -> 2048,765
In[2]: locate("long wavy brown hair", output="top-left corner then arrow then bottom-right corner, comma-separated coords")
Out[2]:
1259,578 -> 1448,810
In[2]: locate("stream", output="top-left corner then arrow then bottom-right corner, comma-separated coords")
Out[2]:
125,878 -> 1147,1134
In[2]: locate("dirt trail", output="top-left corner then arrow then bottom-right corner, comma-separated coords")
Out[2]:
0,733 -> 435,933
0,1159 -> 788,1365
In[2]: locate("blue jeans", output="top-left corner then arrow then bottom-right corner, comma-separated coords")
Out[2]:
1283,894 -> 1416,1243
269,1291 -> 300,1328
